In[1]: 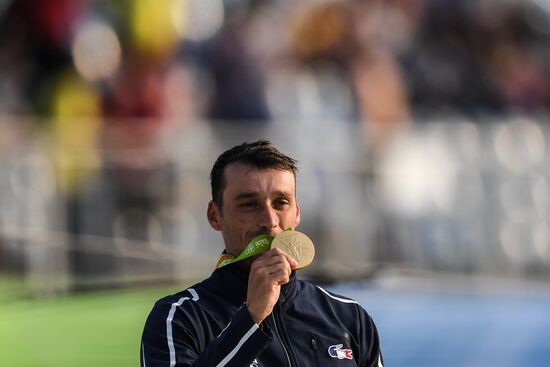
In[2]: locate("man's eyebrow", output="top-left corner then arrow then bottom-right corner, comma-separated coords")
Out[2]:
234,192 -> 259,200
233,191 -> 293,200
273,190 -> 293,197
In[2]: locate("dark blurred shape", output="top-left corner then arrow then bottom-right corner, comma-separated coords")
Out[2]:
203,8 -> 271,122
0,0 -> 89,115
400,0 -> 502,115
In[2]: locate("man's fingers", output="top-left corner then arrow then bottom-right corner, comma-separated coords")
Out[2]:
253,248 -> 298,268
283,253 -> 299,268
252,262 -> 291,283
250,254 -> 294,287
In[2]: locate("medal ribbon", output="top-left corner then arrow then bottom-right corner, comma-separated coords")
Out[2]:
215,234 -> 274,269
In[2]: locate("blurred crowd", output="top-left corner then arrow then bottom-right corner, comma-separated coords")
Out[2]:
2,0 -> 550,195
3,0 -> 550,285
3,0 -> 550,130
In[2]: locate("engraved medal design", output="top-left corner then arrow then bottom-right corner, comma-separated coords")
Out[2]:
271,230 -> 315,269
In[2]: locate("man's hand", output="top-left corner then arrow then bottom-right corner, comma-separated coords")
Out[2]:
246,248 -> 298,324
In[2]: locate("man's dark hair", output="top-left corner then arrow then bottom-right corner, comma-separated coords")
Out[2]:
210,140 -> 298,207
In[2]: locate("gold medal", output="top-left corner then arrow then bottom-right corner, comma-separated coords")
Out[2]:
271,230 -> 315,269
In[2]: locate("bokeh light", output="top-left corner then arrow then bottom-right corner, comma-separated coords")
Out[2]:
172,0 -> 224,42
51,72 -> 101,194
494,118 -> 545,174
131,0 -> 180,55
379,130 -> 457,217
72,20 -> 121,81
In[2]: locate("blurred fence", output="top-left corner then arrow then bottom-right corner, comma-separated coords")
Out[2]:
1,116 -> 550,296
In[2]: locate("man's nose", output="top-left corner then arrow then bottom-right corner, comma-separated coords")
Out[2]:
259,205 -> 278,230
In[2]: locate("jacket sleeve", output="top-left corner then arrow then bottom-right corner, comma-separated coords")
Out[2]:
141,300 -> 273,367
357,305 -> 384,367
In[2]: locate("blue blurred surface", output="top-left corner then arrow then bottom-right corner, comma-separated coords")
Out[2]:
328,281 -> 550,367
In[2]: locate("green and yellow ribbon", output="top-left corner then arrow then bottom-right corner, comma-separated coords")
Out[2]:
215,227 -> 300,269
215,234 -> 274,268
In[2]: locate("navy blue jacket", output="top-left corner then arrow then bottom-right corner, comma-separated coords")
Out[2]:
141,263 -> 383,366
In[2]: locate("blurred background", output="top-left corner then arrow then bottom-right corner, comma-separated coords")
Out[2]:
1,0 -> 550,366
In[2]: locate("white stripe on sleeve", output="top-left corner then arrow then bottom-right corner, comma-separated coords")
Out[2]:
316,286 -> 358,304
166,288 -> 200,367
216,324 -> 259,367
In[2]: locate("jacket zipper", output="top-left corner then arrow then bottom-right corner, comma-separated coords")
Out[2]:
271,313 -> 292,367
271,297 -> 298,367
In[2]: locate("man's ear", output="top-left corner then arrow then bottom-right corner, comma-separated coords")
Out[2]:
207,200 -> 222,231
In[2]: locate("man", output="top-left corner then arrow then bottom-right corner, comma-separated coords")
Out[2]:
141,140 -> 384,366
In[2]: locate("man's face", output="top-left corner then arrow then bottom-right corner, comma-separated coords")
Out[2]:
207,162 -> 300,257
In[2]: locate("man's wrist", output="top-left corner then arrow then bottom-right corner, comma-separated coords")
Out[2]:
245,302 -> 264,324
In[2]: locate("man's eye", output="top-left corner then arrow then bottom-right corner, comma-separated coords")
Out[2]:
274,200 -> 290,207
240,202 -> 257,208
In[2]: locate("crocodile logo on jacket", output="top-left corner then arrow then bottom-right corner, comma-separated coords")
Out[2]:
328,344 -> 353,360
